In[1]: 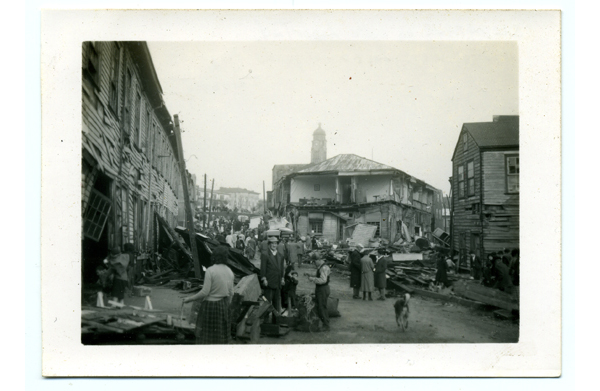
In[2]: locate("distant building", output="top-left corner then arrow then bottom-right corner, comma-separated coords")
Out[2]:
197,187 -> 259,211
219,187 -> 261,211
450,115 -> 519,260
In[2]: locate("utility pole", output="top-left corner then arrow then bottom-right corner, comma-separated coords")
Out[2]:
203,174 -> 207,229
173,114 -> 202,278
207,179 -> 215,230
263,181 -> 266,214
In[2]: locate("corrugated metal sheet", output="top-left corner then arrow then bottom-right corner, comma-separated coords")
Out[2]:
296,154 -> 397,174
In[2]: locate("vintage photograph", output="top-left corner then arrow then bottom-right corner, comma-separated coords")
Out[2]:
80,40 -> 520,345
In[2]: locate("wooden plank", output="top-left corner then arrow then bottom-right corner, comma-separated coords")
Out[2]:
81,320 -> 125,333
453,280 -> 519,311
387,279 -> 414,293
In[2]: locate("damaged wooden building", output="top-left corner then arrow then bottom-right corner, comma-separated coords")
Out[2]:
270,153 -> 444,244
450,115 -> 519,259
81,41 -> 185,282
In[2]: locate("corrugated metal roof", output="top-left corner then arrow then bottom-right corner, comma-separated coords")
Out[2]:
296,154 -> 397,174
463,117 -> 519,148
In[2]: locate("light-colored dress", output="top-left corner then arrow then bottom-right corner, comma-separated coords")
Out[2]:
360,255 -> 374,292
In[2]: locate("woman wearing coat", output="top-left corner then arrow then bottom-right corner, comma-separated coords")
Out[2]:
349,244 -> 364,299
360,251 -> 375,301
373,254 -> 389,300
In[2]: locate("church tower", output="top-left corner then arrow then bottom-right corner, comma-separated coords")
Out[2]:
311,123 -> 327,164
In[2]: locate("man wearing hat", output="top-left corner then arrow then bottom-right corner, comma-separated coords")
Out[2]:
260,236 -> 285,313
305,253 -> 332,331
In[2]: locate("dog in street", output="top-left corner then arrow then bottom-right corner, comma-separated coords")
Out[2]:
394,293 -> 411,331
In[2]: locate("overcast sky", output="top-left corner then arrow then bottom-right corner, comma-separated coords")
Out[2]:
147,41 -> 518,196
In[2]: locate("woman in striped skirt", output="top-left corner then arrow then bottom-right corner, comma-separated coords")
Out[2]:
183,246 -> 234,344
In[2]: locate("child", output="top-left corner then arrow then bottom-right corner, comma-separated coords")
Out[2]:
282,264 -> 299,311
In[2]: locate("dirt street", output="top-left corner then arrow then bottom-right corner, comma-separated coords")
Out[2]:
257,263 -> 518,344
126,261 -> 518,344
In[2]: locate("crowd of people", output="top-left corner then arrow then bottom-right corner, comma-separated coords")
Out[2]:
180,211 -> 337,342
434,247 -> 520,294
348,244 -> 389,301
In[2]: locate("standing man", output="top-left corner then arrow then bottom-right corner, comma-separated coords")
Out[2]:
373,253 -> 389,300
246,234 -> 257,260
360,250 -> 375,301
470,250 -> 482,281
286,236 -> 300,267
306,254 -> 331,331
277,236 -> 288,265
349,244 -> 363,299
260,236 -> 285,313
297,236 -> 306,265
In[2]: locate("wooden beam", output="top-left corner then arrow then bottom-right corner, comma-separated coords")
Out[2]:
172,115 -> 202,278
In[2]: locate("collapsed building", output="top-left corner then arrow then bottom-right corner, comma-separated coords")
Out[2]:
269,126 -> 444,244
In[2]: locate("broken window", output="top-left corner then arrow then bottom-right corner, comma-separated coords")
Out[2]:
133,91 -> 142,147
108,42 -> 120,115
506,155 -> 519,193
83,189 -> 112,242
467,160 -> 475,196
457,165 -> 465,198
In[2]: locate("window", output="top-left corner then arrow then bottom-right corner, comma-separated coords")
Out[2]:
133,92 -> 142,147
146,109 -> 152,151
367,222 -> 381,236
463,132 -> 468,152
314,184 -> 320,191
467,160 -> 475,196
310,220 -> 323,234
83,42 -> 100,89
457,165 -> 465,198
472,203 -> 480,215
506,155 -> 520,193
83,189 -> 111,242
124,69 -> 132,135
109,43 -> 120,114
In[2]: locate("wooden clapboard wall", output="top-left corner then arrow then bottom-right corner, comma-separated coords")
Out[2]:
82,41 -> 181,250
451,129 -> 483,253
481,151 -> 520,253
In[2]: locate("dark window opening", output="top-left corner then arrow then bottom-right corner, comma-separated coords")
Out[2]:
467,160 -> 475,196
506,155 -> 519,193
83,42 -> 100,89
457,165 -> 465,198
